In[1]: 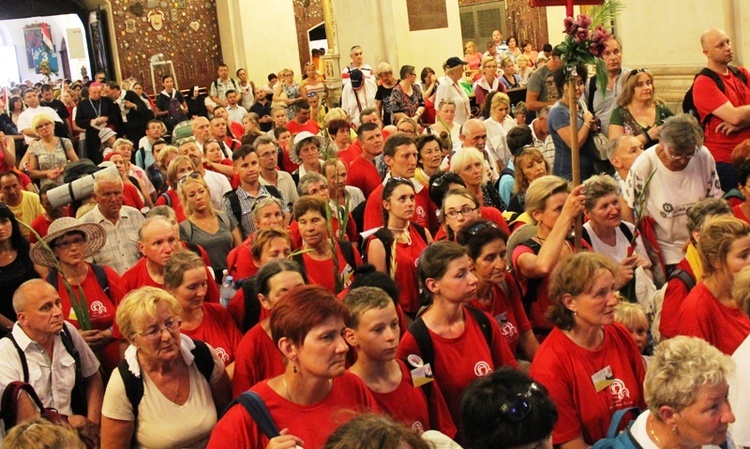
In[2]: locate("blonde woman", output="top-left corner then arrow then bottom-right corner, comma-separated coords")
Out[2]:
463,41 -> 482,77
473,56 -> 503,112
27,112 -> 78,187
179,173 -> 242,278
272,68 -> 302,121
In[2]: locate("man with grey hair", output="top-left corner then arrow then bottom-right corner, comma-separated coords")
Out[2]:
293,171 -> 358,244
79,170 -> 145,274
452,119 -> 501,183
256,136 -> 298,209
607,135 -> 644,194
297,172 -> 330,198
0,280 -> 103,444
532,105 -> 554,165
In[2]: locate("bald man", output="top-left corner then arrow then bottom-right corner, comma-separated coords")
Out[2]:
0,279 -> 103,442
693,28 -> 750,191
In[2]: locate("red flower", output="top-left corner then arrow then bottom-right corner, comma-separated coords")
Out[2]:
564,17 -> 577,35
589,41 -> 604,58
591,25 -> 610,44
576,14 -> 592,29
575,27 -> 590,44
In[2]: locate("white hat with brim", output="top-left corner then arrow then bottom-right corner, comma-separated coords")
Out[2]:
30,217 -> 107,268
291,131 -> 325,165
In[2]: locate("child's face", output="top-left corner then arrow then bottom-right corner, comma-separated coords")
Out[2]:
627,317 -> 649,352
348,304 -> 400,362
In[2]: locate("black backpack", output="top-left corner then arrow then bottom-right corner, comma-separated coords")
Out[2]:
682,66 -> 748,128
117,338 -> 213,420
365,224 -> 428,275
224,186 -> 283,237
5,323 -> 87,416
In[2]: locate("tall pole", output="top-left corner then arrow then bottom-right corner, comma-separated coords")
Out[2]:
568,72 -> 582,251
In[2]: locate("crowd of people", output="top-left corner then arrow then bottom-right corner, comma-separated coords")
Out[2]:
0,24 -> 748,449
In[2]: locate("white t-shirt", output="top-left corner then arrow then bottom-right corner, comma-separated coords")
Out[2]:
630,410 -> 735,449
484,116 -> 512,166
729,336 -> 750,446
202,169 -> 233,210
623,145 -> 723,265
102,337 -> 225,449
17,106 -> 63,144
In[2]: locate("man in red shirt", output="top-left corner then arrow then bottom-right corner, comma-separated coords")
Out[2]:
363,134 -> 439,233
346,122 -> 384,198
121,216 -> 220,302
284,99 -> 319,136
694,28 -> 750,192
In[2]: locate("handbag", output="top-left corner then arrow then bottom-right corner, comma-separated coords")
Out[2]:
1,381 -> 68,428
578,101 -> 609,160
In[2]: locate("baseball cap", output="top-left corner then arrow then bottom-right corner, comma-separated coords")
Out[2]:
445,57 -> 468,69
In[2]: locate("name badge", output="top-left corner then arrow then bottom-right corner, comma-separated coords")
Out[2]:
591,365 -> 614,393
407,354 -> 434,388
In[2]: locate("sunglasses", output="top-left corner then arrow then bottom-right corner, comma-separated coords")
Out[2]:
499,383 -> 543,424
466,220 -> 499,237
178,171 -> 202,186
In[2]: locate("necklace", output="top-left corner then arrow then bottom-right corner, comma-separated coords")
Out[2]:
388,224 -> 412,245
648,414 -> 663,448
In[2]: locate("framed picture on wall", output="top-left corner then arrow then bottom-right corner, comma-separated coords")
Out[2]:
23,23 -> 58,72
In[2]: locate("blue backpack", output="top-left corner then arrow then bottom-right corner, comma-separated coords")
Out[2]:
590,407 -> 641,449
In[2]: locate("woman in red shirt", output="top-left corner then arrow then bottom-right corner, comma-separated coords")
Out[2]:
366,178 -> 432,317
164,250 -> 242,375
457,219 -> 538,361
29,217 -> 125,376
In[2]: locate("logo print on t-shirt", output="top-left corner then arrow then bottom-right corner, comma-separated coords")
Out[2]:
90,301 -> 106,318
416,206 -> 426,222
474,361 -> 492,377
609,378 -> 631,405
215,347 -> 229,363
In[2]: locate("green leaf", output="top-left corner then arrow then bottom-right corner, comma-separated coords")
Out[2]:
595,59 -> 609,101
590,0 -> 626,30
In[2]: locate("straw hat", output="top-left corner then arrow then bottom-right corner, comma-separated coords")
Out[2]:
30,217 -> 107,268
291,131 -> 325,164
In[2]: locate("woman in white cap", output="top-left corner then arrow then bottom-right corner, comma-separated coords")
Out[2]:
98,127 -> 117,156
30,216 -> 126,376
434,57 -> 472,126
291,131 -> 326,185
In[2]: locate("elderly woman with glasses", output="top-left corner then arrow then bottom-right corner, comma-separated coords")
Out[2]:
530,252 -> 646,448
608,68 -> 674,147
101,287 -> 232,449
178,172 -> 242,279
27,112 -> 78,187
390,65 -> 426,125
621,114 -> 723,272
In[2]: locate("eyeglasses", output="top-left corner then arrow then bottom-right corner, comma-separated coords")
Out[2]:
466,220 -> 499,236
664,145 -> 697,161
35,122 -> 53,130
397,127 -> 416,135
178,171 -> 202,186
444,206 -> 479,220
386,176 -> 412,187
55,236 -> 86,250
499,382 -> 543,423
139,316 -> 182,340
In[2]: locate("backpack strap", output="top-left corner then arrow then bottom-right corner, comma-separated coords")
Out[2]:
587,76 -> 597,115
406,317 -> 434,369
372,228 -> 395,273
47,265 -> 110,300
518,238 -> 543,315
159,191 -> 172,207
1,381 -> 48,430
693,68 -> 728,129
241,276 -> 261,333
466,306 -> 493,350
581,226 -> 592,246
669,268 -> 696,292
60,323 -> 87,416
264,185 -> 283,203
618,222 -> 634,242
118,338 -> 214,421
5,334 -> 29,382
337,239 -> 358,270
606,407 -> 641,439
224,391 -> 281,438
185,242 -> 202,258
224,190 -> 243,230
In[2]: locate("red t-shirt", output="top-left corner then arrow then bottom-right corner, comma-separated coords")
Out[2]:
529,324 -> 646,445
365,359 -> 457,437
155,188 -> 187,223
511,244 -> 555,333
675,282 -> 750,355
302,244 -> 361,293
337,144 -> 362,167
365,226 -> 428,314
363,183 -> 437,233
226,241 -> 259,281
694,67 -> 750,163
232,323 -> 284,397
54,263 -> 125,373
658,258 -> 695,340
285,119 -> 320,136
733,204 -> 750,226
280,146 -> 300,174
470,274 -> 531,355
397,305 -> 518,423
180,302 -> 242,364
121,257 -> 220,303
29,214 -> 53,244
207,372 -> 379,449
122,182 -> 144,210
346,156 -> 382,199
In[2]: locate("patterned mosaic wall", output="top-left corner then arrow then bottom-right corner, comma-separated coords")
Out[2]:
458,0 -> 549,49
108,0 -> 222,93
292,0 -> 325,73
